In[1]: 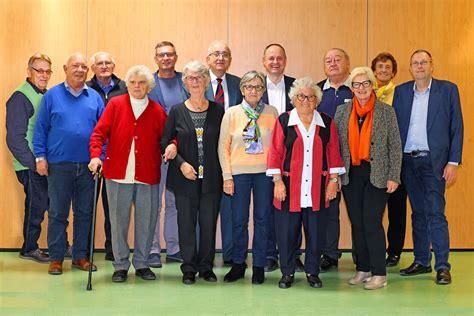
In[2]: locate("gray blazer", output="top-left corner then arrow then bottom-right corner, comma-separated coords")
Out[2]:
334,99 -> 402,188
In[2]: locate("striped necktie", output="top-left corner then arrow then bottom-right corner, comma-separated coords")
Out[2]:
215,78 -> 225,106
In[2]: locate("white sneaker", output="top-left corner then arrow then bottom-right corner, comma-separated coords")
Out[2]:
348,271 -> 372,285
364,275 -> 387,290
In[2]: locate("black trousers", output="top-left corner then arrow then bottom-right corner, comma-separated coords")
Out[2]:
275,207 -> 328,276
386,184 -> 407,257
175,189 -> 221,274
342,173 -> 389,276
96,177 -> 112,254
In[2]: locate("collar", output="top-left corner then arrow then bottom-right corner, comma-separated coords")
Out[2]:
94,75 -> 115,90
129,94 -> 149,107
413,78 -> 432,93
210,70 -> 227,83
266,75 -> 285,88
288,108 -> 326,128
322,76 -> 351,91
64,81 -> 88,96
26,78 -> 46,94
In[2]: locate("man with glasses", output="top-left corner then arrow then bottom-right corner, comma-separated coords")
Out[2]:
6,53 -> 53,263
394,49 -> 463,285
317,48 -> 353,272
33,53 -> 104,275
148,41 -> 187,268
205,40 -> 243,265
86,51 -> 127,262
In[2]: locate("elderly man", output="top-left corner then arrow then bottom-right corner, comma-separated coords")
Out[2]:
86,51 -> 127,261
394,50 -> 463,285
205,40 -> 242,265
6,53 -> 52,263
260,43 -> 304,273
317,48 -> 353,272
148,41 -> 188,268
33,53 -> 104,275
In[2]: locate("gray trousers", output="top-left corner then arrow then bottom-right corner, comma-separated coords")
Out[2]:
150,162 -> 180,255
106,180 -> 160,271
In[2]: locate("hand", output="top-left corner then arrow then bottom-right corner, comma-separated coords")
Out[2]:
325,182 -> 338,202
274,180 -> 286,202
36,160 -> 48,176
180,162 -> 197,180
223,179 -> 234,196
163,144 -> 177,162
386,180 -> 399,193
443,164 -> 458,186
88,157 -> 103,175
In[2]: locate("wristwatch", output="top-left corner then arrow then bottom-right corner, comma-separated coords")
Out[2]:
272,175 -> 282,182
329,177 -> 338,183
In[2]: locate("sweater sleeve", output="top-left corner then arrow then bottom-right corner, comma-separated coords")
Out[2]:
218,110 -> 233,180
32,94 -> 51,158
327,120 -> 345,175
89,98 -> 114,159
266,117 -> 285,175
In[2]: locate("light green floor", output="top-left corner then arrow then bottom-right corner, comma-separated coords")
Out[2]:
1,252 -> 473,315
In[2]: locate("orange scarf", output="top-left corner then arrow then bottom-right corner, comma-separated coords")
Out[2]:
348,92 -> 375,165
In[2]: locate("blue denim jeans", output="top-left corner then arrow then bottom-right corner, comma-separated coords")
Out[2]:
231,173 -> 273,267
15,169 -> 49,253
47,163 -> 94,261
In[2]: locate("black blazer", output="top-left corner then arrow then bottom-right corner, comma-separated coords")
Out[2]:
262,75 -> 295,112
161,101 -> 224,197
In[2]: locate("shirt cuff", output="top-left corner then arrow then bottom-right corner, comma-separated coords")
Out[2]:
266,168 -> 281,177
329,167 -> 346,175
448,162 -> 459,166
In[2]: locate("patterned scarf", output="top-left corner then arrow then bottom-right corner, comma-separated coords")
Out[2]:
242,100 -> 265,154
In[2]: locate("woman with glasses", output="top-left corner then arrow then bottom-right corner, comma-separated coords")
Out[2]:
267,77 -> 345,289
161,60 -> 224,285
218,70 -> 278,285
334,67 -> 402,290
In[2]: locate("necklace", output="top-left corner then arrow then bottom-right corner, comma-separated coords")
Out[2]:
187,99 -> 207,112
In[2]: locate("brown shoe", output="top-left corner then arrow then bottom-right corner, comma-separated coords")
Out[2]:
72,258 -> 97,272
48,260 -> 63,275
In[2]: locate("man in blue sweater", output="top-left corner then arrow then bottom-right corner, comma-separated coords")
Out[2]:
33,53 -> 104,275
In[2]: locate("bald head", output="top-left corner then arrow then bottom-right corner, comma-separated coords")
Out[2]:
206,40 -> 232,77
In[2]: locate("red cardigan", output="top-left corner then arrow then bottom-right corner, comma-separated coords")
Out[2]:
89,94 -> 167,185
267,112 -> 344,212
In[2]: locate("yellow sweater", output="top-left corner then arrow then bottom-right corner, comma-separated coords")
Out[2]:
218,104 -> 278,180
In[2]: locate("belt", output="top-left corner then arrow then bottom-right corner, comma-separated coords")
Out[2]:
404,150 -> 430,158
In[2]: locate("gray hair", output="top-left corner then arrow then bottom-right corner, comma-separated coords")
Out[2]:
239,70 -> 266,91
182,60 -> 211,89
124,65 -> 156,93
90,52 -> 115,65
64,53 -> 87,66
288,77 -> 323,104
324,48 -> 350,62
349,67 -> 376,87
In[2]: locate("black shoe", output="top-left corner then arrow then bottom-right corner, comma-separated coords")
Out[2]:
182,271 -> 196,285
306,274 -> 322,288
400,262 -> 432,276
135,268 -> 156,280
436,268 -> 452,285
105,252 -> 115,262
224,263 -> 246,282
252,266 -> 265,284
112,270 -> 128,282
223,259 -> 233,266
385,254 -> 400,267
19,249 -> 49,264
199,270 -> 217,282
264,258 -> 278,272
295,257 -> 305,273
320,255 -> 338,272
278,274 -> 294,289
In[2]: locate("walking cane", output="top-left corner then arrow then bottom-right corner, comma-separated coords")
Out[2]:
87,165 -> 101,291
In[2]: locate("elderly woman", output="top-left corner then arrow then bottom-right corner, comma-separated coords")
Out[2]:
218,71 -> 278,285
371,53 -> 408,267
89,65 -> 168,283
162,60 -> 224,285
334,67 -> 402,290
267,77 -> 345,289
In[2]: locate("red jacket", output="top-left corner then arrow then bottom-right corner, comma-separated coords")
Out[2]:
89,94 -> 167,185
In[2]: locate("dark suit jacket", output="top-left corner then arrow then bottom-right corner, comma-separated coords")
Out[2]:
393,78 -> 464,179
261,75 -> 295,112
149,71 -> 188,112
161,101 -> 225,197
205,72 -> 243,107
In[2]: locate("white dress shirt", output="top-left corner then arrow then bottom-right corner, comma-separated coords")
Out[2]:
210,71 -> 230,110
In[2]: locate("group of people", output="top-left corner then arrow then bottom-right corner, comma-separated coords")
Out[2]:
6,40 -> 463,290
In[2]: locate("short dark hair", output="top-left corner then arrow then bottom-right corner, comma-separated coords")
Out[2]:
371,52 -> 398,76
410,49 -> 432,62
155,41 -> 176,53
263,43 -> 286,58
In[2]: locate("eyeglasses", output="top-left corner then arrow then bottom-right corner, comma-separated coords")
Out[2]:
208,51 -> 231,59
296,94 -> 317,102
30,67 -> 53,76
186,76 -> 204,83
94,61 -> 114,67
156,52 -> 176,58
411,60 -> 431,67
129,80 -> 147,86
351,80 -> 372,89
243,84 -> 265,92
